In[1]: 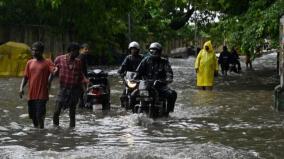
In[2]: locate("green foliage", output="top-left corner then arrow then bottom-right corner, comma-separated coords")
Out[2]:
0,0 -> 283,63
209,0 -> 284,56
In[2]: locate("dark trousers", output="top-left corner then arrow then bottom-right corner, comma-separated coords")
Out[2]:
120,88 -> 127,107
53,86 -> 80,127
28,100 -> 47,129
78,88 -> 85,108
53,101 -> 76,127
159,88 -> 177,112
220,63 -> 229,75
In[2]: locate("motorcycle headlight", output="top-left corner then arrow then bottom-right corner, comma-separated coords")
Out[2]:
127,80 -> 137,88
140,90 -> 149,96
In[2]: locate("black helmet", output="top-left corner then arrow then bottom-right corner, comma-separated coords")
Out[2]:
149,42 -> 162,57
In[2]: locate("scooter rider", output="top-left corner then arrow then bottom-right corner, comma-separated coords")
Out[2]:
133,42 -> 177,113
118,41 -> 143,77
118,41 -> 143,107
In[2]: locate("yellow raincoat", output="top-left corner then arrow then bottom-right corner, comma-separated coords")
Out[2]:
194,41 -> 218,87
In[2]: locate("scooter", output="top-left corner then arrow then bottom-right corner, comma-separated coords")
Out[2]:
133,80 -> 168,118
84,69 -> 110,110
120,71 -> 138,109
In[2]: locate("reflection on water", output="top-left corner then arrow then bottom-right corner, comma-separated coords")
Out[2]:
0,53 -> 283,158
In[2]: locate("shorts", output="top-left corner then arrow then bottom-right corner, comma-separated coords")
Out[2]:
28,100 -> 47,120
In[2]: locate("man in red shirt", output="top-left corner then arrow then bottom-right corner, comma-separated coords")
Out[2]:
53,42 -> 85,128
19,41 -> 54,129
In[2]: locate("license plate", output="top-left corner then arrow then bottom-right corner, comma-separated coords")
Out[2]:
136,97 -> 152,101
140,90 -> 149,96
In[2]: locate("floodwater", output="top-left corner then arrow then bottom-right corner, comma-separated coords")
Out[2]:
0,53 -> 283,159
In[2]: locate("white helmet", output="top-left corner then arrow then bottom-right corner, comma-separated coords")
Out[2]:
149,42 -> 162,51
128,41 -> 140,50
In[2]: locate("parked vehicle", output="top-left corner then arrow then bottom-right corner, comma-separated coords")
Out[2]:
84,69 -> 110,110
229,62 -> 241,73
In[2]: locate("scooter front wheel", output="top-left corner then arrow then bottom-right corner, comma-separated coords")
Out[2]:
85,102 -> 93,110
133,106 -> 141,114
137,107 -> 142,114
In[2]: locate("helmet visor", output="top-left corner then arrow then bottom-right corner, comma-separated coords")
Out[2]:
150,49 -> 160,56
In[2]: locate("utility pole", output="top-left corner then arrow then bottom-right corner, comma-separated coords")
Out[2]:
194,13 -> 198,56
193,0 -> 198,56
128,13 -> 131,42
274,15 -> 284,111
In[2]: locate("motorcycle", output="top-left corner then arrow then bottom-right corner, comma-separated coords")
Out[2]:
229,60 -> 241,73
84,69 -> 110,110
120,71 -> 138,109
132,79 -> 169,118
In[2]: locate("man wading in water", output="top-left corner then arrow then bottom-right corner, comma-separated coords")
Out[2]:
19,41 -> 55,129
53,42 -> 87,128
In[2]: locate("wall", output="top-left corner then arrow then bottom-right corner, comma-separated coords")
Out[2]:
0,24 -> 72,58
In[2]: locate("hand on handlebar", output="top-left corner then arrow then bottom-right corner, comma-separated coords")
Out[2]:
130,79 -> 139,83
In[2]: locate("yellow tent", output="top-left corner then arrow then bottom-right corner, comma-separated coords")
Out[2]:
0,41 -> 32,77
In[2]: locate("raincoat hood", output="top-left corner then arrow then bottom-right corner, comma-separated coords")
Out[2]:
203,41 -> 214,53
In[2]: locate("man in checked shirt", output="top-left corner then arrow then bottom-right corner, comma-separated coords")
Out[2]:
53,42 -> 87,128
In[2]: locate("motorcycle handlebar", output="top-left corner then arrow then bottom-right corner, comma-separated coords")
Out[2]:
139,79 -> 168,84
124,78 -> 170,84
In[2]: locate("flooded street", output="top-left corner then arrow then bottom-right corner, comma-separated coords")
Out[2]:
1,53 -> 283,159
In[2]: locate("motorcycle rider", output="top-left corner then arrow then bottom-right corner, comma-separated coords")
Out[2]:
218,46 -> 231,76
133,42 -> 177,113
231,47 -> 241,73
118,41 -> 143,107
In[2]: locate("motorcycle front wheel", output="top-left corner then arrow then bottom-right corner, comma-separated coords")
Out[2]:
162,101 -> 169,117
133,106 -> 141,114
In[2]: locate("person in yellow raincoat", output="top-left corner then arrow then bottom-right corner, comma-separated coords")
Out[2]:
194,41 -> 218,90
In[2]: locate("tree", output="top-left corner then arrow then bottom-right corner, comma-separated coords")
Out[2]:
1,0 -> 283,62
211,0 -> 284,56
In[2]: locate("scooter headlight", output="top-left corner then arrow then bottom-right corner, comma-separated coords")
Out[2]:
126,80 -> 137,88
140,90 -> 149,96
